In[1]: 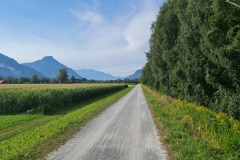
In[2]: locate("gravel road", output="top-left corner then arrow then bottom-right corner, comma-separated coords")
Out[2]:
47,85 -> 167,160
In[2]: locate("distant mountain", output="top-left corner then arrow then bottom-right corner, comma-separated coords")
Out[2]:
22,56 -> 81,79
126,69 -> 142,79
0,53 -> 44,78
75,69 -> 121,80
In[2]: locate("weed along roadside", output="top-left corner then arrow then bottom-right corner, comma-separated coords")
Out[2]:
0,84 -> 134,159
141,85 -> 240,160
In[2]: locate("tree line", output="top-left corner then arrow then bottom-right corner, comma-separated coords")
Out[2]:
141,0 -> 240,119
0,68 -> 139,84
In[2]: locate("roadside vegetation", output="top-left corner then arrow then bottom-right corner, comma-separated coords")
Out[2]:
142,85 -> 240,160
141,0 -> 240,119
0,84 -> 134,159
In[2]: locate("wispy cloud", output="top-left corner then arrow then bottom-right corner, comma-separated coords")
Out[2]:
0,0 -> 162,76
70,9 -> 103,26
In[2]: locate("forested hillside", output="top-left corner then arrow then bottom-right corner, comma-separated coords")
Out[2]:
141,0 -> 240,119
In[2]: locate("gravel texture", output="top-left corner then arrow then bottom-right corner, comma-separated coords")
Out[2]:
47,85 -> 167,160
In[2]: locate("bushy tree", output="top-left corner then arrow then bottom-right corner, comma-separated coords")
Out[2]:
70,76 -> 76,83
31,75 -> 39,84
57,68 -> 68,84
141,0 -> 240,119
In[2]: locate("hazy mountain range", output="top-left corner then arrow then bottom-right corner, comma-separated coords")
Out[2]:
0,53 -> 142,80
75,69 -> 122,80
22,56 -> 81,79
126,69 -> 142,80
0,53 -> 44,78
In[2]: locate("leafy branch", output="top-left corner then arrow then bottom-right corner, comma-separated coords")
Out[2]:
226,0 -> 240,8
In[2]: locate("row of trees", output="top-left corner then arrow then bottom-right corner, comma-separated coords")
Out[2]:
141,0 -> 240,119
0,68 -> 140,84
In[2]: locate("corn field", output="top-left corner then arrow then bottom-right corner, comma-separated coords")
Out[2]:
0,84 -> 127,114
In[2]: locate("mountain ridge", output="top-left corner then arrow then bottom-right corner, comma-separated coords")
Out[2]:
0,53 -> 142,80
0,53 -> 45,78
75,69 -> 121,80
22,56 -> 81,79
126,69 -> 142,79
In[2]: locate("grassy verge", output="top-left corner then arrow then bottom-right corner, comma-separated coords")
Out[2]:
141,85 -> 240,160
0,115 -> 57,142
0,85 -> 134,160
0,115 -> 43,131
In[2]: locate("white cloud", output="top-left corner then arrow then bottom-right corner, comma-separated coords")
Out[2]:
0,0 -> 162,76
123,2 -> 157,52
70,9 -> 103,26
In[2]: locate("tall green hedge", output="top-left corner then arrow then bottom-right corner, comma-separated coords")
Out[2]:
141,0 -> 240,119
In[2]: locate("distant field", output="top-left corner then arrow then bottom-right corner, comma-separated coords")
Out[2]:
0,83 -> 122,89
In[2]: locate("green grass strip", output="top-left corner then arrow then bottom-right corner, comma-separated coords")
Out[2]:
142,85 -> 240,160
0,115 -> 43,131
0,86 -> 134,160
0,115 -> 58,142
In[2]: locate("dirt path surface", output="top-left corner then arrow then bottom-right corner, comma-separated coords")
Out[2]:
47,85 -> 167,160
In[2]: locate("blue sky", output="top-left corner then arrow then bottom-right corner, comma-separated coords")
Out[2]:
0,0 -> 163,76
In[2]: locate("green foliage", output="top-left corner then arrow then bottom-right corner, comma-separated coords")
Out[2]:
141,0 -> 240,119
31,75 -> 39,84
0,85 -> 127,115
70,75 -> 76,83
142,85 -> 240,160
140,62 -> 154,87
57,68 -> 68,83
